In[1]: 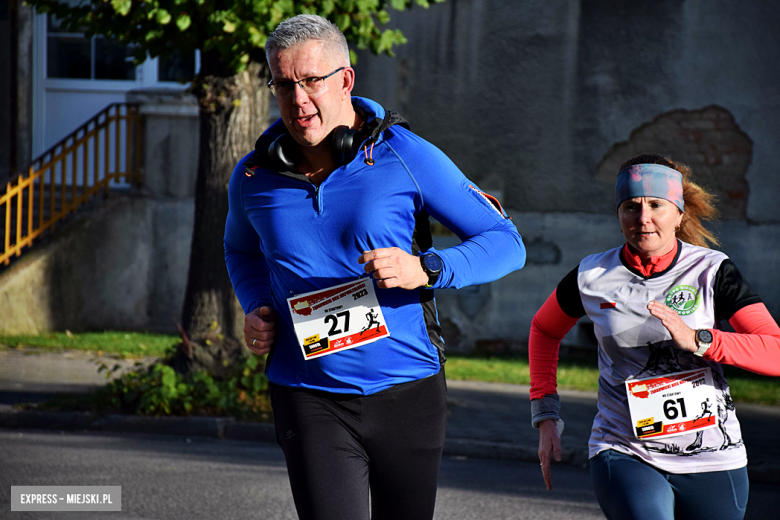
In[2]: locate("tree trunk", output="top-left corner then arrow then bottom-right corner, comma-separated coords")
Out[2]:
173,52 -> 270,377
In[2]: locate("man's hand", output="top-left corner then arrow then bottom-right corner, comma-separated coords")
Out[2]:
647,301 -> 697,353
244,306 -> 276,355
538,419 -> 563,491
358,248 -> 429,289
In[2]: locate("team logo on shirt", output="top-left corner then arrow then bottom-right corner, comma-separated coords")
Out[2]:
665,285 -> 701,315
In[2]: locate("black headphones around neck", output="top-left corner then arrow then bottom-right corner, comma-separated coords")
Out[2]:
251,108 -> 409,174
267,125 -> 362,171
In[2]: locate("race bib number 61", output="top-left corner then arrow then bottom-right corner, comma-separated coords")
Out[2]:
625,367 -> 718,440
287,279 -> 390,360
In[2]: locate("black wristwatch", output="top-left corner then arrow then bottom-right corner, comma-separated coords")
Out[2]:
694,329 -> 713,357
420,253 -> 443,288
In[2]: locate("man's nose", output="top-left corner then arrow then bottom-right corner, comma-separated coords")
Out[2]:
291,82 -> 309,105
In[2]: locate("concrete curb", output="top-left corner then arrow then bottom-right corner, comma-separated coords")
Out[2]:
0,406 -> 276,443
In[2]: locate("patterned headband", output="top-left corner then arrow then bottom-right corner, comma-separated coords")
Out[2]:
615,163 -> 684,212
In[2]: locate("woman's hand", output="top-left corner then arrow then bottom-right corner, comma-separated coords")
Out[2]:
647,301 -> 697,353
538,419 -> 563,491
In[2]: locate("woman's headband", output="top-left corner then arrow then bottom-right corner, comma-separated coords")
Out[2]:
615,163 -> 684,212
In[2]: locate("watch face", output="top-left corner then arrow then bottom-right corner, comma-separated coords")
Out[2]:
423,254 -> 443,273
697,329 -> 713,344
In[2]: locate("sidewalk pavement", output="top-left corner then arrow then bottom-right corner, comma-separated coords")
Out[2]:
2,348 -> 779,486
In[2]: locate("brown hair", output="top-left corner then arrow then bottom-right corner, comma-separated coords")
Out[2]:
619,154 -> 719,248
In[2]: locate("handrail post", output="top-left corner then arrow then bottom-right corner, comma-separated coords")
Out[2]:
3,180 -> 11,265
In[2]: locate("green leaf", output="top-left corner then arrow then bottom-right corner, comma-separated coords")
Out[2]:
176,13 -> 191,31
334,13 -> 350,31
320,0 -> 336,15
144,30 -> 164,43
161,368 -> 176,388
378,28 -> 395,52
390,0 -> 406,10
156,9 -> 172,25
376,9 -> 390,25
223,19 -> 236,33
247,25 -> 263,47
110,0 -> 132,17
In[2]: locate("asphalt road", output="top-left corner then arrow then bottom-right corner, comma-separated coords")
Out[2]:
2,429 -> 778,520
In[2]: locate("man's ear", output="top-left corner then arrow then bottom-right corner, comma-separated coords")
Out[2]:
341,67 -> 356,99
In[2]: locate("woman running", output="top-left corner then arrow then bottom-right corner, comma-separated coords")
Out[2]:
529,153 -> 780,520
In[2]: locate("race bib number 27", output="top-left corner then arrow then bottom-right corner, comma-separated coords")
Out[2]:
287,279 -> 390,360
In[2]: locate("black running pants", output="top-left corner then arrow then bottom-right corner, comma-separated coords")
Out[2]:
270,370 -> 447,520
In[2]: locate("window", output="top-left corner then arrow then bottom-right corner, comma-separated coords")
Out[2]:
45,2 -> 196,83
47,10 -> 136,80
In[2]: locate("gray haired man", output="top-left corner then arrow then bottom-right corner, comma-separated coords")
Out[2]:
224,13 -> 526,520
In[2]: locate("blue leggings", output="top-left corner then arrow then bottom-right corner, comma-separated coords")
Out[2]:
590,450 -> 749,520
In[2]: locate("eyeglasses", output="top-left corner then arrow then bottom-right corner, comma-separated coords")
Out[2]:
267,67 -> 345,98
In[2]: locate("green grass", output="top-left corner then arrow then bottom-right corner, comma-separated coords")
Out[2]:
445,355 -> 600,391
721,365 -> 780,406
445,354 -> 780,406
0,331 -> 179,358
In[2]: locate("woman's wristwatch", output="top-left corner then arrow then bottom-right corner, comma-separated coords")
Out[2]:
694,329 -> 713,357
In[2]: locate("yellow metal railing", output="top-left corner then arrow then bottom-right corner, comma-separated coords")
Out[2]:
1,103 -> 142,266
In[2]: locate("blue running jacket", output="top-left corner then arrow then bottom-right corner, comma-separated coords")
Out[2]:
224,97 -> 526,394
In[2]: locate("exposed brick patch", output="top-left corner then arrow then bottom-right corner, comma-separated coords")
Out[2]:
596,105 -> 753,220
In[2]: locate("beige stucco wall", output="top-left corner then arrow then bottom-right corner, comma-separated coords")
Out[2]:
0,196 -> 194,334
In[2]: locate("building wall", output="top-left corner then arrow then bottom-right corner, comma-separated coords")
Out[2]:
2,1 -> 779,352
354,0 -> 780,219
0,90 -> 199,335
353,0 -> 780,351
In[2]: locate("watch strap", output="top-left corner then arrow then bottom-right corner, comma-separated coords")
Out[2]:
420,253 -> 442,288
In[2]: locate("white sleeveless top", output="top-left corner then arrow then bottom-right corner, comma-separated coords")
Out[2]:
578,242 -> 746,473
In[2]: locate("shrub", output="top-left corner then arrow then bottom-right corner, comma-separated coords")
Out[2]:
36,355 -> 272,422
